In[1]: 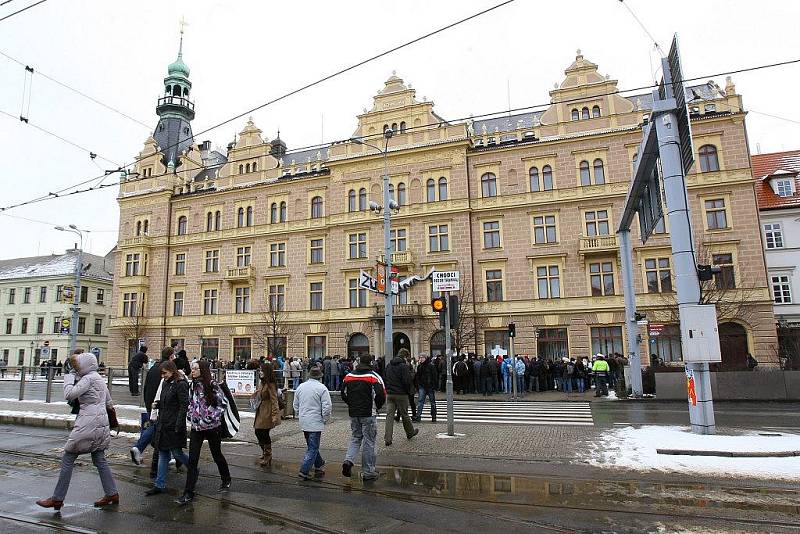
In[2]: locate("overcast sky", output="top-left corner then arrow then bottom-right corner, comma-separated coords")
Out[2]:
0,0 -> 798,260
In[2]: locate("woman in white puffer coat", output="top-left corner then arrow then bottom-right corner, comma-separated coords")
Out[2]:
36,349 -> 119,511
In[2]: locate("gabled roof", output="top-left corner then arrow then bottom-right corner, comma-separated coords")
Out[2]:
0,251 -> 113,282
752,150 -> 800,211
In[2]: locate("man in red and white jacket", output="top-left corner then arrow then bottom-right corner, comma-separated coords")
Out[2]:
340,354 -> 386,481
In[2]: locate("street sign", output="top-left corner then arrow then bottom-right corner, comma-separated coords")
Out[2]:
91,347 -> 101,358
432,271 -> 460,292
660,34 -> 694,177
41,347 -> 51,359
648,323 -> 666,336
376,263 -> 387,294
62,285 -> 75,303
60,318 -> 71,335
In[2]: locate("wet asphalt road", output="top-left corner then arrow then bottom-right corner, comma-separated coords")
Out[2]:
0,425 -> 798,533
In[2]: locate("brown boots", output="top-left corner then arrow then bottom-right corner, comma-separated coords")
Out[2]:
36,498 -> 63,510
257,444 -> 273,467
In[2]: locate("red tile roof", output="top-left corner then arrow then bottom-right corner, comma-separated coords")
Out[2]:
752,150 -> 800,210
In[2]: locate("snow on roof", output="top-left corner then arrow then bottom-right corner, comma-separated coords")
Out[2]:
0,251 -> 113,282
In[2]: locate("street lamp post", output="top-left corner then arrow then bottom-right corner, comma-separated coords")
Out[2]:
351,129 -> 396,364
55,225 -> 86,356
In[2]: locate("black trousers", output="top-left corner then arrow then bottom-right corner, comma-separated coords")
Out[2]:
185,427 -> 230,496
254,428 -> 272,445
128,366 -> 139,394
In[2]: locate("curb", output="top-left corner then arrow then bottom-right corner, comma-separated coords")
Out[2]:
656,448 -> 800,458
0,414 -> 139,434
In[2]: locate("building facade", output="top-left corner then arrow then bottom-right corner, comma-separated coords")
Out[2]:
108,47 -> 777,369
753,150 -> 800,367
0,249 -> 114,366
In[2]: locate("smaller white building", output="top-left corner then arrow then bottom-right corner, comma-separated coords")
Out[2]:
754,151 -> 800,366
0,248 -> 114,366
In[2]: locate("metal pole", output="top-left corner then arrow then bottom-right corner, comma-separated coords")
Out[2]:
69,235 -> 83,356
45,366 -> 54,403
618,229 -> 644,397
18,366 -> 26,401
383,140 -> 394,365
510,336 -> 517,400
107,367 -> 113,392
444,291 -> 454,436
654,95 -> 715,434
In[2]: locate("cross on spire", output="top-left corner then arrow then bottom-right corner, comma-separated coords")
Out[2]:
178,16 -> 189,58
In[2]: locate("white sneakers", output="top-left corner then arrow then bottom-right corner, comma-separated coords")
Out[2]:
129,446 -> 143,466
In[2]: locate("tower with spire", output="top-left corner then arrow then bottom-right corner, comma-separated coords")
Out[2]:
154,19 -> 195,170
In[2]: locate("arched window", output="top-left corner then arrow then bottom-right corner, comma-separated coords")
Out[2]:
389,184 -> 395,201
237,207 -> 245,227
348,189 -> 356,212
397,182 -> 407,206
246,205 -> 253,226
183,87 -> 189,97
593,159 -> 605,184
391,123 -> 398,132
206,212 -> 213,232
311,196 -> 323,219
358,188 -> 367,211
214,211 -> 221,230
481,172 -> 497,197
279,201 -> 287,222
581,107 -> 590,120
245,163 -> 251,173
529,166 -> 540,192
166,85 -> 172,95
177,215 -> 187,235
542,165 -> 553,191
426,179 -> 436,202
173,85 -> 181,97
580,161 -> 591,186
699,144 -> 719,172
239,164 -> 244,174
252,161 -> 257,172
592,105 -> 601,118
438,177 -> 448,201
571,109 -> 580,121
136,221 -> 142,236
400,121 -> 406,133
270,203 -> 278,224
143,220 -> 149,235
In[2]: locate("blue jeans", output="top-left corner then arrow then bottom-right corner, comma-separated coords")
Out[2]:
416,387 -> 437,420
333,375 -> 340,390
345,417 -> 377,477
135,422 -> 155,451
503,375 -> 512,393
577,377 -> 585,393
155,448 -> 189,489
300,431 -> 324,475
564,376 -> 573,392
516,376 -> 524,394
292,377 -> 300,390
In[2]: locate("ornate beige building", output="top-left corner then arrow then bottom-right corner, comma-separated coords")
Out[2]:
108,48 -> 777,369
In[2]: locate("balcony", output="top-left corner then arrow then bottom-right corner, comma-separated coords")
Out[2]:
378,250 -> 414,266
225,265 -> 255,281
578,235 -> 619,258
373,303 -> 422,319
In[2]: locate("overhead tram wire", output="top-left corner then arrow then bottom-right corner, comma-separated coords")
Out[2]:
617,0 -> 666,57
0,0 -> 48,23
3,55 -> 800,213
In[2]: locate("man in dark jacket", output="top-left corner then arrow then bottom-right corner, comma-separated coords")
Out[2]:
131,346 -> 175,476
383,349 -> 419,446
413,355 -> 439,422
340,354 -> 386,480
128,345 -> 148,395
174,349 -> 191,376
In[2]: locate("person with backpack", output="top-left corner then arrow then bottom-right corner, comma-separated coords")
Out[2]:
574,358 -> 587,393
253,361 -> 282,467
340,354 -> 386,481
564,358 -> 576,393
414,354 -> 439,421
176,360 -> 231,505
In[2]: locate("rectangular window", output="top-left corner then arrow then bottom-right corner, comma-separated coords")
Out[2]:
310,282 -> 323,310
536,265 -> 561,299
94,318 -> 103,335
53,318 -> 60,334
589,261 -> 615,296
704,199 -> 728,230
772,275 -> 792,304
764,223 -> 784,249
205,250 -> 220,272
233,337 -> 251,360
485,269 -> 504,302
173,291 -> 184,316
80,286 -> 88,303
175,253 -> 186,275
7,288 -> 14,304
268,284 -> 285,312
5,318 -> 11,335
538,328 -> 569,361
122,293 -> 138,317
591,326 -> 624,356
96,288 -> 105,305
644,257 -> 672,293
310,239 -> 324,264
349,278 -> 367,308
484,330 -> 509,356
39,286 -> 47,303
307,335 -> 326,359
428,224 -> 450,252
270,243 -> 286,267
236,246 -> 251,267
201,338 -> 219,360
125,253 -> 140,276
776,179 -> 794,197
584,210 -> 610,236
482,221 -> 501,249
2,349 -> 7,363
21,317 -> 29,334
533,215 -> 557,244
56,285 -> 62,303
390,229 -> 407,252
77,317 -> 86,334
18,349 -> 24,366
712,253 -> 736,289
235,287 -> 251,314
203,289 -> 218,315
348,233 -> 367,259
650,324 -> 683,363
36,317 -> 44,334
23,287 -> 31,304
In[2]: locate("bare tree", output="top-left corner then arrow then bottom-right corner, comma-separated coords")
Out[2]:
776,320 -> 800,370
249,303 -> 292,360
115,311 -> 146,365
424,286 -> 486,356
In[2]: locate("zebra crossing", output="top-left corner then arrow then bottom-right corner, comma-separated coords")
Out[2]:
376,400 -> 594,426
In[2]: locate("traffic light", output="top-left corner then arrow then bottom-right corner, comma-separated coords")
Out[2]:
431,297 -> 446,312
508,322 -> 516,338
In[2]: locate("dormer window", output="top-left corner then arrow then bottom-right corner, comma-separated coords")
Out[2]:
776,178 -> 795,197
704,104 -> 716,113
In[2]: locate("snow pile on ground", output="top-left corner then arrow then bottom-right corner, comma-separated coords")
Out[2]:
583,425 -> 800,481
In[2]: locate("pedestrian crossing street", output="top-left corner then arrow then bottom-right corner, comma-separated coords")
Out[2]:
376,400 -> 594,427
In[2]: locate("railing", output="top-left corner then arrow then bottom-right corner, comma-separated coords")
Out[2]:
579,235 -> 618,252
157,96 -> 195,110
225,265 -> 254,280
120,236 -> 151,247
374,303 -> 421,317
378,250 -> 414,265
